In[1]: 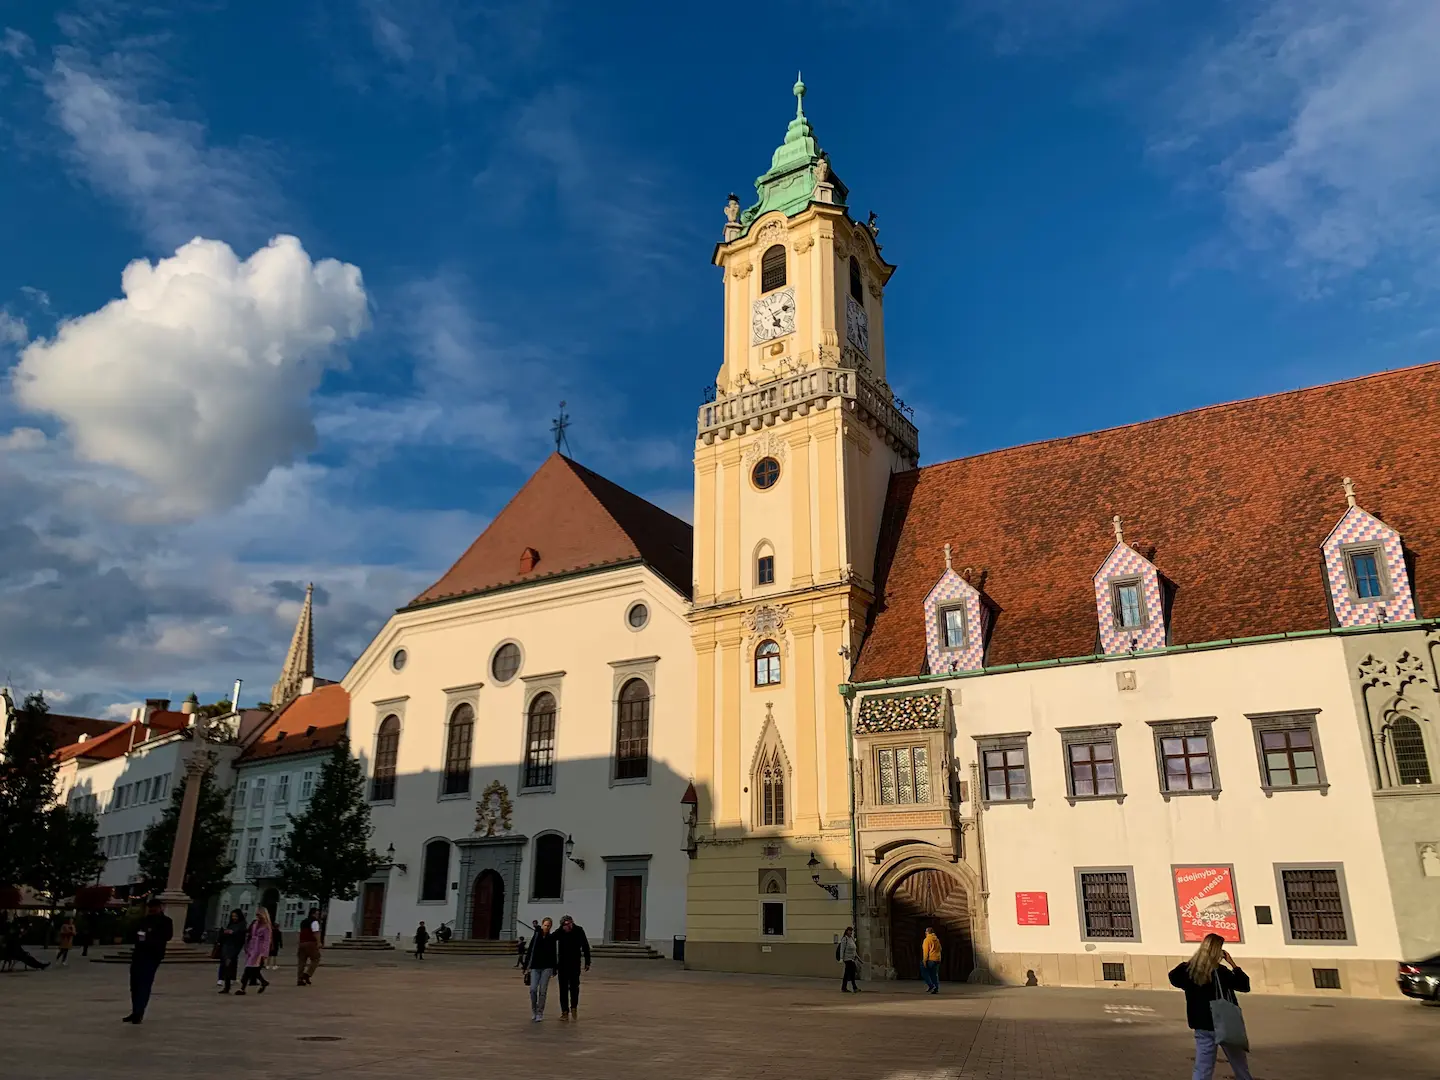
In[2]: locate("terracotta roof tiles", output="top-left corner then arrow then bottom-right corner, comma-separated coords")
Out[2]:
238,684 -> 349,762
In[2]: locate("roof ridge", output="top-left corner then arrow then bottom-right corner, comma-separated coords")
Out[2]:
914,360 -> 1440,474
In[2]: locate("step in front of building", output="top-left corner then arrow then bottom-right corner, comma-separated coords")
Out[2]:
325,937 -> 396,951
402,940 -> 666,960
92,944 -> 217,965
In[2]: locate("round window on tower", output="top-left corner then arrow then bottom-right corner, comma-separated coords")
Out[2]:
391,648 -> 408,672
490,642 -> 522,684
626,602 -> 650,630
752,457 -> 780,490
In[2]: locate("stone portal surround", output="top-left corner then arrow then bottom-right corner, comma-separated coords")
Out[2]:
454,834 -> 527,939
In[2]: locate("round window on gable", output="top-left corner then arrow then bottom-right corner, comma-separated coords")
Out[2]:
752,457 -> 780,490
391,648 -> 408,672
626,602 -> 650,630
491,642 -> 522,684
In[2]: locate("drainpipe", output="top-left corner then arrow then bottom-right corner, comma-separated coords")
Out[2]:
841,685 -> 860,932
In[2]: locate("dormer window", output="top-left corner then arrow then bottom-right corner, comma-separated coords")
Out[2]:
1093,519 -> 1167,655
1112,580 -> 1145,630
1322,479 -> 1415,626
760,244 -> 787,292
519,547 -> 540,573
922,551 -> 985,674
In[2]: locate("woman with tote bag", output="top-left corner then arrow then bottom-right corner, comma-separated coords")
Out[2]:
1168,934 -> 1253,1080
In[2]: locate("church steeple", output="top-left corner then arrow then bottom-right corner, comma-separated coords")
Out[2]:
735,75 -> 848,234
270,583 -> 315,707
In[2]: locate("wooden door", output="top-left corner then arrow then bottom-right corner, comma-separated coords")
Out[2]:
610,875 -> 643,942
471,871 -> 503,940
361,882 -> 385,937
888,869 -> 974,982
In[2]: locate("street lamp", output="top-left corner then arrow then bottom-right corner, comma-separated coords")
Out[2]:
809,851 -> 841,900
384,843 -> 407,874
565,835 -> 585,871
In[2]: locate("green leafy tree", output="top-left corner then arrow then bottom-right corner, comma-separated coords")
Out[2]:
0,692 -> 59,888
36,805 -> 106,905
277,737 -> 383,932
138,764 -> 235,901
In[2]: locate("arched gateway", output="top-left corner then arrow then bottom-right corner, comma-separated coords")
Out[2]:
470,869 -> 505,940
888,867 -> 975,982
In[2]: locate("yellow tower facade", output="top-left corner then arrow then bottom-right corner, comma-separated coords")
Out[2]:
685,78 -> 920,975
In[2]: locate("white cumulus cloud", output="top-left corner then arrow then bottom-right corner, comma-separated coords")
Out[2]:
12,235 -> 369,518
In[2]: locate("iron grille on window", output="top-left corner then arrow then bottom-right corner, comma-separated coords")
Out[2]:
1160,734 -> 1214,791
616,679 -> 650,780
1102,962 -> 1127,982
443,703 -> 474,795
1068,741 -> 1118,797
983,746 -> 1028,801
1261,728 -> 1320,787
1281,868 -> 1348,941
1391,717 -> 1432,785
760,244 -> 787,292
371,714 -> 400,801
877,746 -> 930,805
1312,967 -> 1342,990
524,693 -> 557,788
1079,871 -> 1135,939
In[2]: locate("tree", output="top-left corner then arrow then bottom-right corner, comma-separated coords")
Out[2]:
0,693 -> 59,888
138,764 -> 235,902
36,805 -> 105,906
277,737 -> 383,932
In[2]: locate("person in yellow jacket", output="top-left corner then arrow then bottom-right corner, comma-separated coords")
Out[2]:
921,928 -> 942,994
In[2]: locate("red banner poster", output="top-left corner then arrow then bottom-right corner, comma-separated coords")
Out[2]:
1173,866 -> 1241,942
1015,891 -> 1049,926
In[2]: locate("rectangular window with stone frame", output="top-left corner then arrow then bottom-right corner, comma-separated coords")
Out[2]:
1111,578 -> 1148,630
1341,544 -> 1390,602
1247,711 -> 1329,795
974,732 -> 1032,805
1148,718 -> 1221,799
1075,866 -> 1140,942
1058,724 -> 1124,804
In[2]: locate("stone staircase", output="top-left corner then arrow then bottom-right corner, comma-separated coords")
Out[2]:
404,939 -> 667,960
591,942 -> 667,961
324,936 -> 396,952
93,943 -> 217,965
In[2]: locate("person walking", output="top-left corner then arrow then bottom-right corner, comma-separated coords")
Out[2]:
217,910 -> 246,993
57,917 -> 76,967
515,934 -> 528,968
522,917 -> 558,1022
1169,935 -> 1254,1080
838,926 -> 860,993
235,908 -> 272,995
296,908 -> 322,986
921,927 -> 942,994
122,897 -> 172,1023
414,921 -> 430,960
267,923 -> 282,971
555,915 -> 591,1021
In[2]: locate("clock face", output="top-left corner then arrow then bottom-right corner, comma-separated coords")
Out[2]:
846,294 -> 869,354
752,287 -> 796,345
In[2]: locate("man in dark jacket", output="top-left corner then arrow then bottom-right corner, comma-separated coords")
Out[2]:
523,917 -> 558,1022
555,915 -> 592,1021
124,897 -> 173,1024
218,909 -> 246,993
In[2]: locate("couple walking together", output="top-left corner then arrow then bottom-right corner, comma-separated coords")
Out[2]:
216,906 -> 324,994
521,915 -> 591,1022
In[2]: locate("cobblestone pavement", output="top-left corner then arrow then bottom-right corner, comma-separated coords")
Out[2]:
3,947 -> 1437,1079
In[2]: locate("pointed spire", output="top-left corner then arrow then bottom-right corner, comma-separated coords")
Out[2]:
793,72 -> 806,119
270,583 -> 315,708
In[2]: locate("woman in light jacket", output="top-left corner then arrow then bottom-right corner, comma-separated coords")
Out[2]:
1168,934 -> 1253,1080
235,908 -> 273,995
837,926 -> 861,993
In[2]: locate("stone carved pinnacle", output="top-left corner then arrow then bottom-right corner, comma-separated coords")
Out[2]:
1112,515 -> 1125,545
1343,476 -> 1357,508
270,583 -> 315,708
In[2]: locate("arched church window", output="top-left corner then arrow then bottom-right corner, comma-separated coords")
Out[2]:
531,832 -> 565,901
760,747 -> 786,826
442,703 -> 474,795
371,715 -> 400,801
755,540 -> 776,586
761,244 -> 787,292
420,839 -> 450,902
615,678 -> 650,781
754,640 -> 781,687
849,256 -> 863,303
524,692 -> 557,789
1392,717 -> 1432,785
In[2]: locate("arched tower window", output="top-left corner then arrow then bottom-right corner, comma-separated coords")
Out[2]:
1392,717 -> 1432,785
615,678 -> 651,781
524,692 -> 557,789
754,640 -> 781,687
755,540 -> 776,587
531,832 -> 565,901
761,244 -> 787,292
443,703 -> 474,795
371,714 -> 400,801
420,839 -> 450,902
849,256 -> 863,303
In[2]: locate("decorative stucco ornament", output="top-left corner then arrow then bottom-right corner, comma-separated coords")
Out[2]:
742,604 -> 787,638
474,780 -> 514,837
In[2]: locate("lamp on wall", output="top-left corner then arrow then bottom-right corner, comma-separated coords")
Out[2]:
808,851 -> 840,900
565,835 -> 585,871
384,842 -> 407,874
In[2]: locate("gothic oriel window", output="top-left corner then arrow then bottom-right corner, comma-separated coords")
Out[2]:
371,714 -> 400,801
442,703 -> 474,795
760,748 -> 786,826
754,640 -> 781,686
615,678 -> 650,781
761,243 -> 787,292
523,693 -> 557,789
849,256 -> 863,303
420,839 -> 449,902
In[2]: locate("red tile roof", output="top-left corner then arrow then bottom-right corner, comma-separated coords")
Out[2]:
853,363 -> 1440,681
54,710 -> 191,762
238,684 -> 348,762
43,713 -> 122,749
407,453 -> 693,608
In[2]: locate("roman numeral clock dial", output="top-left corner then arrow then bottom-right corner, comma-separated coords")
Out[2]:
752,287 -> 796,345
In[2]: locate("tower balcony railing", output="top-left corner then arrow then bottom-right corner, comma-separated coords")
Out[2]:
697,365 -> 919,462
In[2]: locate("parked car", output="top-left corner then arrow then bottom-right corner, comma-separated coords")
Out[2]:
1398,954 -> 1440,1001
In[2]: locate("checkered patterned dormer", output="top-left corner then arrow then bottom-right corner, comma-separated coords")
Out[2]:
922,568 -> 985,674
1093,543 -> 1167,655
1322,505 -> 1415,627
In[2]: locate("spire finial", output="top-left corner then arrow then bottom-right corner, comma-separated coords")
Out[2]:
1112,514 -> 1125,545
1342,476 -> 1357,508
943,542 -> 953,571
793,72 -> 806,118
551,401 -> 571,456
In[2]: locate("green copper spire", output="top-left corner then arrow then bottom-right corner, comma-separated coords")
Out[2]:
737,74 -> 845,232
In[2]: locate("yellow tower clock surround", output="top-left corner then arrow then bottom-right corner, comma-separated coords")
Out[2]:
686,77 -> 921,976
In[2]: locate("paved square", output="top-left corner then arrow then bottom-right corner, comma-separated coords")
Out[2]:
3,947 -> 1437,1079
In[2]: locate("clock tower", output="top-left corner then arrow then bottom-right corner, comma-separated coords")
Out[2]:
686,77 -> 920,976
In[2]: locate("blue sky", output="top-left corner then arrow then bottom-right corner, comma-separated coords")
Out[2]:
2,1 -> 1437,715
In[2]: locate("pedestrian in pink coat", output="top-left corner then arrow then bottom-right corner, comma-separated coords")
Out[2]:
235,908 -> 272,995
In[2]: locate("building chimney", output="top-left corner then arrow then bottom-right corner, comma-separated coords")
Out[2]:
232,679 -> 243,713
300,675 -> 316,696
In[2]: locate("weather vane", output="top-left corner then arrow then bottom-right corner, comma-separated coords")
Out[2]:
551,401 -> 572,456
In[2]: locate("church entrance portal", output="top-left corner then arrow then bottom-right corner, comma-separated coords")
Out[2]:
471,870 -> 504,940
888,868 -> 974,982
